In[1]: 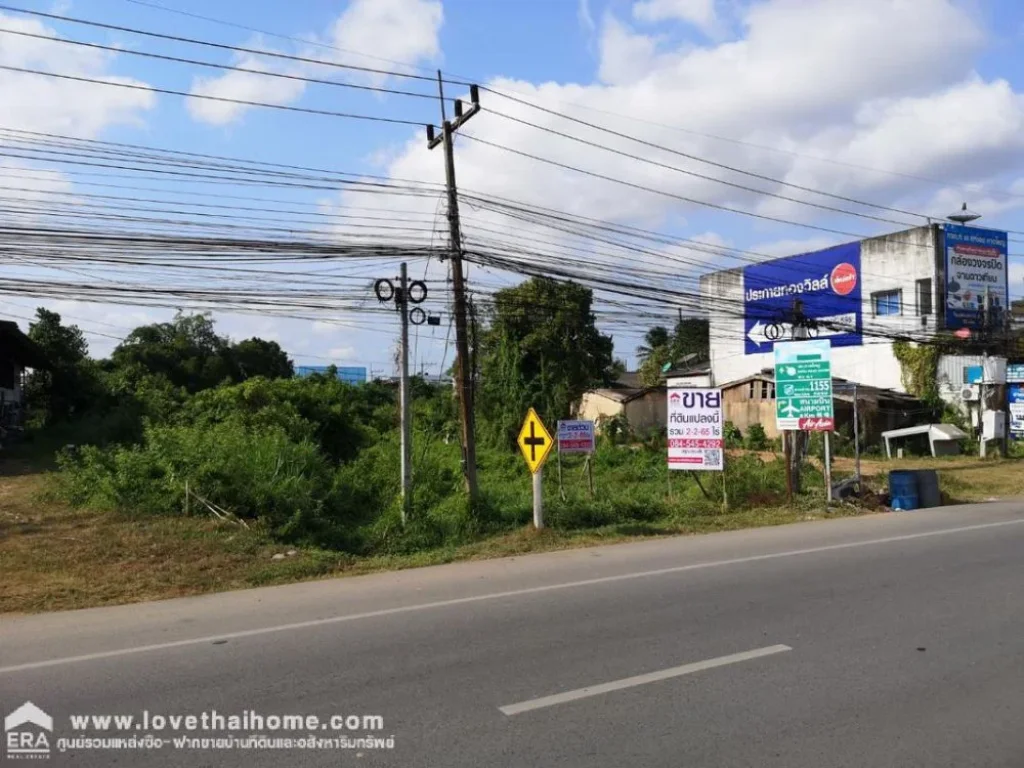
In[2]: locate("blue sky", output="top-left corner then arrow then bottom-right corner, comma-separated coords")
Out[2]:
2,0 -> 1024,371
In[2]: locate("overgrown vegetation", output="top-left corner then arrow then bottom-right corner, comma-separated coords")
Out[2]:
11,291 -> 853,568
892,340 -> 941,405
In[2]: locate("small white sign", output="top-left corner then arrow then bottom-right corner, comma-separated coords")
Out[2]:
667,388 -> 724,471
557,420 -> 595,454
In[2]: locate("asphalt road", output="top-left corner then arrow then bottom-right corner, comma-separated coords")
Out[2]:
4,501 -> 1024,767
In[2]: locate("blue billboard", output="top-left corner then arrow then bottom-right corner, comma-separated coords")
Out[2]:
295,365 -> 367,384
944,224 -> 1009,331
742,242 -> 862,355
1009,384 -> 1024,438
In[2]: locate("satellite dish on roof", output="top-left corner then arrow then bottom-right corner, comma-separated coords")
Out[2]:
947,202 -> 981,224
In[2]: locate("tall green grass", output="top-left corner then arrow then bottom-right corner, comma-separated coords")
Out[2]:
52,375 -> 820,556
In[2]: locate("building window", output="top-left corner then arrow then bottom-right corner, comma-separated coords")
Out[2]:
872,289 -> 902,316
761,380 -> 770,399
916,278 -> 932,316
748,381 -> 756,399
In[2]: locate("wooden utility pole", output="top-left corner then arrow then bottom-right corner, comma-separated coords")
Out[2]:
426,73 -> 480,502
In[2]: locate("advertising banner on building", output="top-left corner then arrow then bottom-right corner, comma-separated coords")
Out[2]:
944,224 -> 1008,331
742,242 -> 862,355
1009,385 -> 1024,438
667,388 -> 724,471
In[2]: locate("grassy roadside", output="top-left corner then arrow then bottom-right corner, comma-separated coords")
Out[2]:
2,454 -> 1022,614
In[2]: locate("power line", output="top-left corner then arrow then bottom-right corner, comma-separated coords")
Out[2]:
0,64 -> 427,126
0,5 -> 457,85
0,27 -> 440,100
0,125 -> 446,190
482,100 -> 931,224
458,132 -> 888,241
121,0 -> 442,77
480,85 -> 1024,205
92,2 -> 1024,210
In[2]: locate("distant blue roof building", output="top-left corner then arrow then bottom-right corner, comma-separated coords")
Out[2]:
295,365 -> 368,385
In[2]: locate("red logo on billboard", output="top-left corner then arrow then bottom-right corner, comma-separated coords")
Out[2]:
798,417 -> 834,431
830,263 -> 857,296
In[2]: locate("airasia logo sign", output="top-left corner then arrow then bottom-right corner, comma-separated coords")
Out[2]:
830,262 -> 857,296
798,417 -> 834,431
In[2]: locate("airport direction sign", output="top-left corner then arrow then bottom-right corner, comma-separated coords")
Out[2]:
774,339 -> 834,431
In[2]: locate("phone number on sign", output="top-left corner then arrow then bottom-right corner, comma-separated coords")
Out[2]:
668,439 -> 723,449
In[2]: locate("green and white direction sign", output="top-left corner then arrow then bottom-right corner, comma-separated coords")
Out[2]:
774,339 -> 834,431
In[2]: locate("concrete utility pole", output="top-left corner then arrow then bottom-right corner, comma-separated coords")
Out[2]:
399,262 -> 412,523
789,298 -> 808,495
427,73 -> 480,504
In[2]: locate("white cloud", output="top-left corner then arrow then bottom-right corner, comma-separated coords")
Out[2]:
325,0 -> 442,84
0,13 -> 155,136
187,0 -> 442,125
188,53 -> 307,126
597,16 -> 661,86
633,0 -> 717,33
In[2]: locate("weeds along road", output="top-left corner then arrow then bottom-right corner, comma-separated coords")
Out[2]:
3,501 -> 1024,767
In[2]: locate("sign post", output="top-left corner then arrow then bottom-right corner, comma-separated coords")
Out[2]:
517,408 -> 554,529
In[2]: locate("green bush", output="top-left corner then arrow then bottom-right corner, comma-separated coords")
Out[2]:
723,421 -> 742,448
58,421 -> 342,545
744,423 -> 769,451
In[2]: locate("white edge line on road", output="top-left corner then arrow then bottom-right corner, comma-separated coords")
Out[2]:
498,644 -> 793,715
2,517 -> 1022,674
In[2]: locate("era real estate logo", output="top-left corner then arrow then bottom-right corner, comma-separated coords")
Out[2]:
829,262 -> 858,296
5,702 -> 52,759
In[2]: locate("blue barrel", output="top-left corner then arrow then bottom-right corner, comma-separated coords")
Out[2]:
889,470 -> 919,511
914,470 -> 941,509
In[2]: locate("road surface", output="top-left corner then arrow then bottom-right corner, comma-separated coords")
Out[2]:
3,501 -> 1024,766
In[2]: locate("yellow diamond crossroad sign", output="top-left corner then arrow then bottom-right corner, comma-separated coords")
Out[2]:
517,408 -> 553,474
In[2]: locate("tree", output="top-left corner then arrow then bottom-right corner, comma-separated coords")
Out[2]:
636,326 -> 670,364
671,317 -> 709,361
23,308 -> 100,424
478,278 -> 615,445
231,338 -> 293,380
639,347 -> 672,386
111,313 -> 234,393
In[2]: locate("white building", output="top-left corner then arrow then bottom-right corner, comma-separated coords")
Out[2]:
699,223 -> 1010,399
